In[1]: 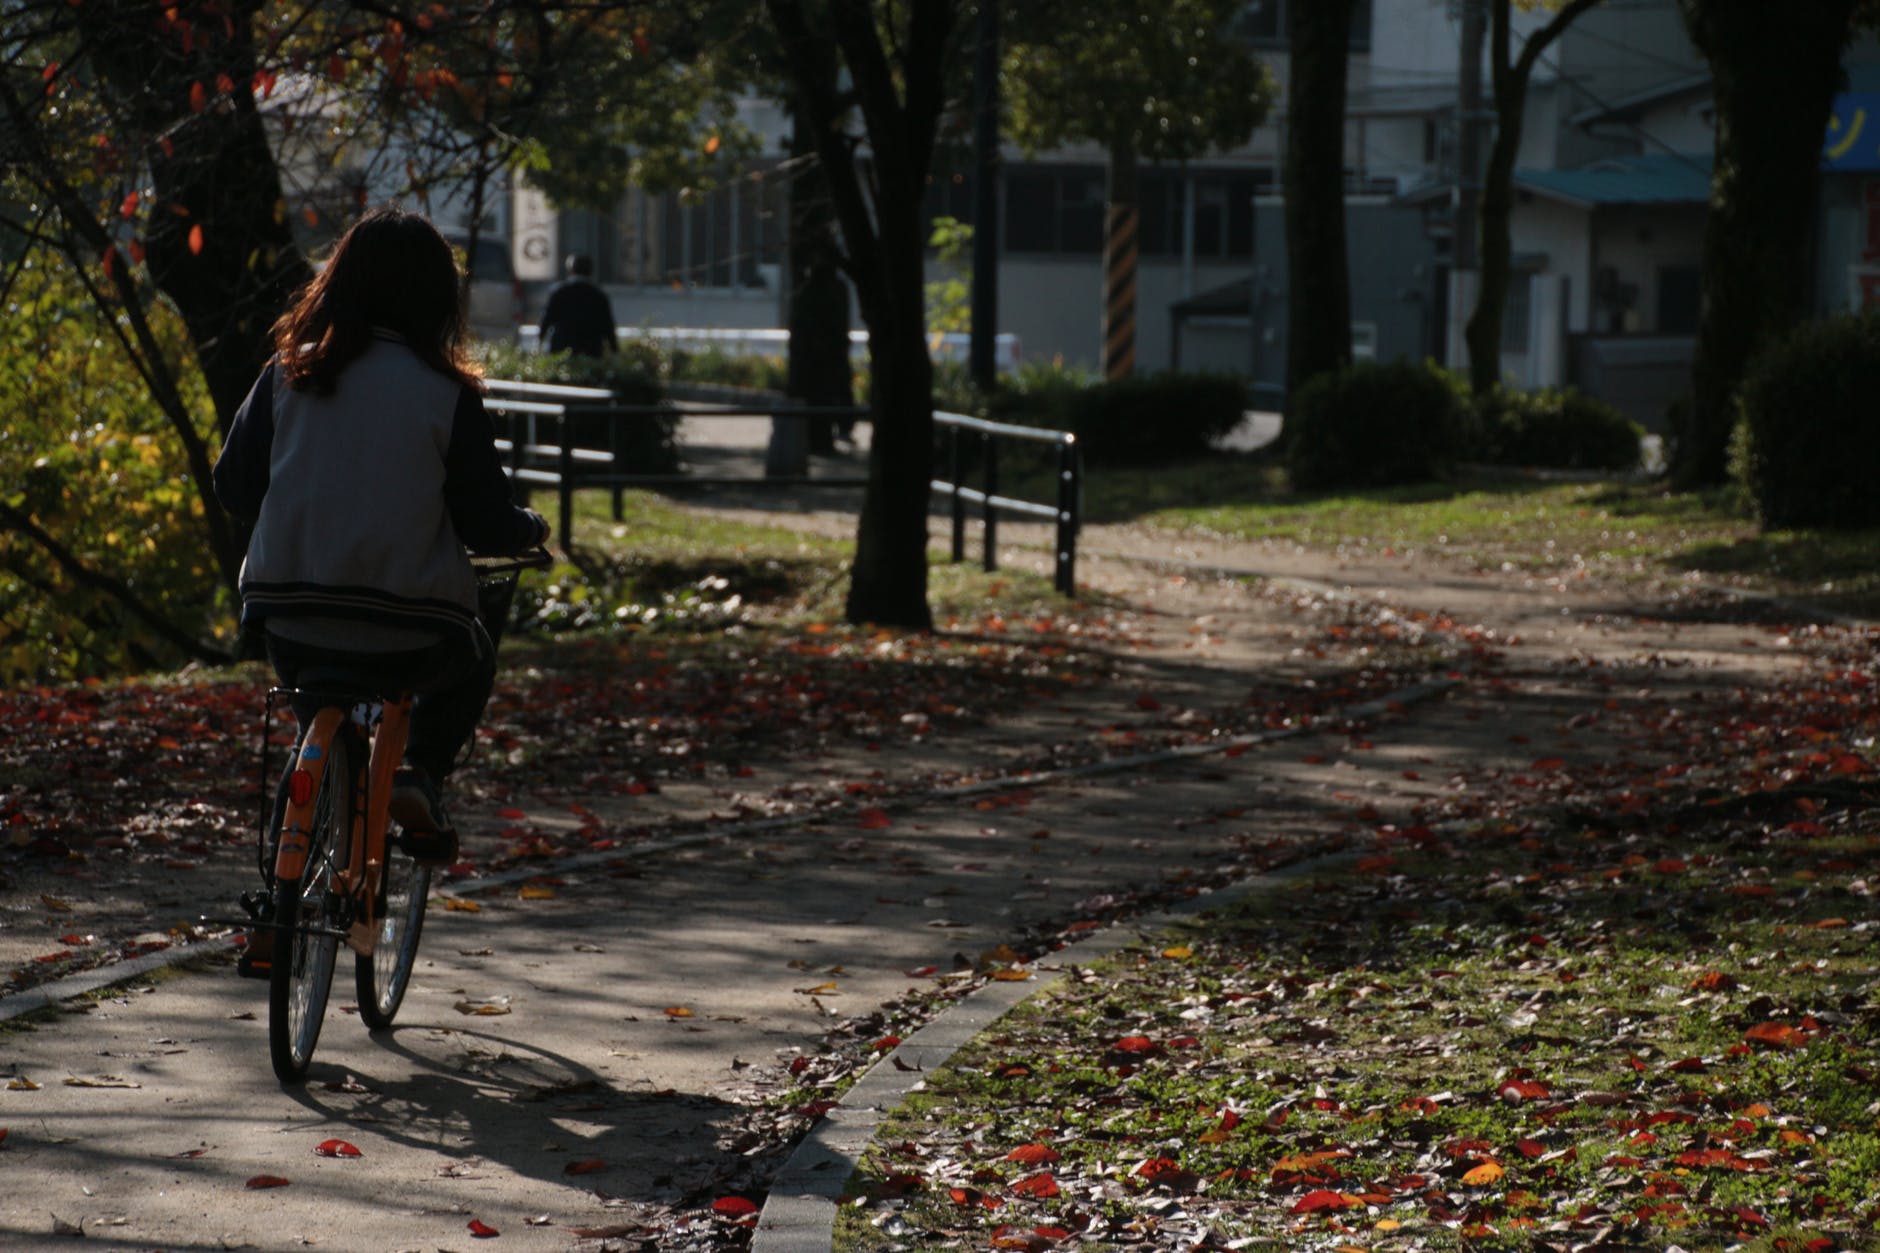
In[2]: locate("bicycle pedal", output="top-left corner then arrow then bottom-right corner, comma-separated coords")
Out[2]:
236,927 -> 275,980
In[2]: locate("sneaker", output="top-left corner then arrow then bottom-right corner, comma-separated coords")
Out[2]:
389,767 -> 459,866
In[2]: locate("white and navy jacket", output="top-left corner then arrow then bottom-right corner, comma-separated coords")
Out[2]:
213,331 -> 547,651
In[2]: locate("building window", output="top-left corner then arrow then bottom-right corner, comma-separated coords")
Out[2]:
1658,265 -> 1700,333
1003,167 -> 1105,255
1231,0 -> 1373,51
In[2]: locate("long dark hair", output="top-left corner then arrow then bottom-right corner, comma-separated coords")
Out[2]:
271,206 -> 480,393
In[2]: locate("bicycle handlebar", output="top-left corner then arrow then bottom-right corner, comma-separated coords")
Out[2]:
471,547 -> 554,580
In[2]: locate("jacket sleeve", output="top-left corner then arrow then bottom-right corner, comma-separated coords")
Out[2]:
443,385 -> 551,554
213,362 -> 277,523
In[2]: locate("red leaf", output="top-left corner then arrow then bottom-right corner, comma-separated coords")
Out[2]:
1005,1143 -> 1061,1166
1745,1022 -> 1807,1050
187,223 -> 204,255
1531,755 -> 1566,770
1290,1187 -> 1356,1214
856,807 -> 892,829
1010,1171 -> 1059,1198
313,1139 -> 361,1157
564,1157 -> 606,1175
468,1217 -> 499,1236
1135,693 -> 1162,711
119,191 -> 140,218
188,80 -> 207,112
1111,1035 -> 1157,1055
245,1175 -> 290,1188
711,1196 -> 759,1219
1498,1079 -> 1550,1103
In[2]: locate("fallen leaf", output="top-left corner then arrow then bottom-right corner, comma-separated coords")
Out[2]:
314,1139 -> 361,1158
564,1157 -> 606,1175
664,1006 -> 694,1018
518,884 -> 557,900
1462,1161 -> 1505,1185
1010,1171 -> 1059,1198
246,1175 -> 291,1189
63,1075 -> 140,1088
442,898 -> 482,913
468,1217 -> 499,1236
1291,1188 -> 1358,1214
1005,1143 -> 1061,1166
453,998 -> 512,1016
7,1078 -> 40,1091
711,1196 -> 759,1219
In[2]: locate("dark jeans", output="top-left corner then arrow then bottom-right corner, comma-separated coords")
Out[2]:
265,630 -> 494,781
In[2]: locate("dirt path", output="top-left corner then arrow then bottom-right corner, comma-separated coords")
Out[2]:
0,492 -> 1855,1251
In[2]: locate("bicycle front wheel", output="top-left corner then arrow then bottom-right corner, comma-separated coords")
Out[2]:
355,835 -> 430,1029
268,730 -> 352,1083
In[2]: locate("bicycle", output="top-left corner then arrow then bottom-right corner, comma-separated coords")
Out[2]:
237,550 -> 550,1082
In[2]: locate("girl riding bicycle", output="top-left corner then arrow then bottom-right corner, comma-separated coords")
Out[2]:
213,206 -> 549,869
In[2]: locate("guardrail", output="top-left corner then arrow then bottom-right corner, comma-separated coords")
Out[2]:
933,411 -> 1080,596
481,381 -> 1081,596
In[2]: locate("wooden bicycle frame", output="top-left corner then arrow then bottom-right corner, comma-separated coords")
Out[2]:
273,694 -> 414,958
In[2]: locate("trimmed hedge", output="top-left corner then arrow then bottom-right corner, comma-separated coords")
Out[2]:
1285,359 -> 1465,490
1471,386 -> 1642,471
961,366 -> 1245,464
1737,311 -> 1880,528
476,342 -> 679,474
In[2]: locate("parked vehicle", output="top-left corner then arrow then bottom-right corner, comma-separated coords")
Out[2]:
444,232 -> 527,343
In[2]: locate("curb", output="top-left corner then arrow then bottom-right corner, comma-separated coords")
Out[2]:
0,937 -> 238,1026
749,672 -> 1459,1253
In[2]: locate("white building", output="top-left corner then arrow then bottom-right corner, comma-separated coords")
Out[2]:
511,2 -> 1874,432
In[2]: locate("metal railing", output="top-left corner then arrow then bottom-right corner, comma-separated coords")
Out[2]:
480,381 -> 1082,596
933,411 -> 1081,596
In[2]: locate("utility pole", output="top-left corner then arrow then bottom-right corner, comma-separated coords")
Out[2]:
969,1 -> 1001,391
1450,0 -> 1487,370
1455,0 -> 1486,270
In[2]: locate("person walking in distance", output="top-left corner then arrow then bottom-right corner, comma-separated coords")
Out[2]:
214,206 -> 551,872
537,253 -> 617,357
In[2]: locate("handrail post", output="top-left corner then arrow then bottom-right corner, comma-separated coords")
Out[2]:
557,407 -> 574,550
948,424 -> 965,563
981,430 -> 998,573
1056,435 -> 1079,596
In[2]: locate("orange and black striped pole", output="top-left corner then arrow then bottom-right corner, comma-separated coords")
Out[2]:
1102,144 -> 1139,381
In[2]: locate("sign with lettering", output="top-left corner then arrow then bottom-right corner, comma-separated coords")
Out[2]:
1825,94 -> 1880,171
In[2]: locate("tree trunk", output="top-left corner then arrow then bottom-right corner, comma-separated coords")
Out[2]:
785,95 -> 854,464
1674,0 -> 1857,487
88,1 -> 313,436
845,172 -> 936,630
766,0 -> 954,630
1284,0 -> 1355,414
1467,0 -> 1606,394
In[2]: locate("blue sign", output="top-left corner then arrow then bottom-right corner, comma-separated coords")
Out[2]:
1825,94 -> 1880,171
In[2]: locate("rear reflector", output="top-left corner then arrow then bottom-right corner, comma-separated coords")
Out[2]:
289,769 -> 314,806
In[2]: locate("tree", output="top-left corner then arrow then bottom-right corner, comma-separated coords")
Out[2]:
1,0 -> 731,673
1463,0 -> 1605,394
1284,0 -> 1355,410
765,0 -> 963,630
1004,0 -> 1274,379
1672,0 -> 1863,486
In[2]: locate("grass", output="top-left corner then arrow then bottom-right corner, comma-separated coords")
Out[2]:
839,810 -> 1880,1251
987,450 -> 1880,619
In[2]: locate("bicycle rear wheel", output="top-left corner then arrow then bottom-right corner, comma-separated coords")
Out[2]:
268,730 -> 353,1082
355,835 -> 430,1029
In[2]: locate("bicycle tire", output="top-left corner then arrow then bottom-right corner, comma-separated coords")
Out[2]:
355,833 -> 430,1029
268,729 -> 352,1082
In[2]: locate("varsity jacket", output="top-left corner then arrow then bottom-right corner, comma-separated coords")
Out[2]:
213,331 -> 547,650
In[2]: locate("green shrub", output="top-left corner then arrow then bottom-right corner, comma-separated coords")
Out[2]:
475,341 -> 678,474
667,345 -> 789,394
2,256 -> 226,685
965,367 -> 1242,464
1285,359 -> 1465,490
1737,311 -> 1880,528
1471,386 -> 1642,471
